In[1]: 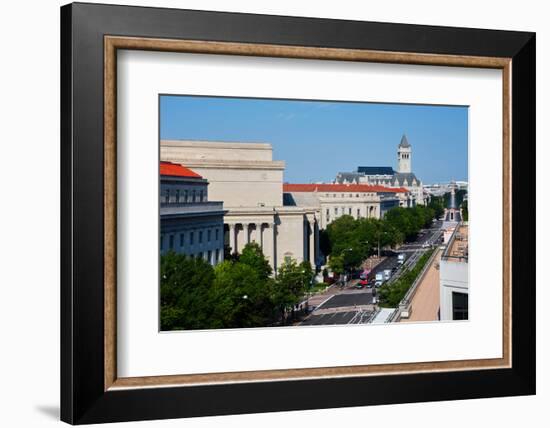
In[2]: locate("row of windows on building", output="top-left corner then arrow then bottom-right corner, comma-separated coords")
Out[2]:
161,227 -> 221,250
163,188 -> 207,204
325,206 -> 376,221
325,193 -> 375,198
164,248 -> 223,265
327,206 -> 361,217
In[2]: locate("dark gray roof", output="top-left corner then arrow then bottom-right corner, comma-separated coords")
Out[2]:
357,166 -> 395,175
399,134 -> 411,148
335,172 -> 362,184
393,172 -> 419,186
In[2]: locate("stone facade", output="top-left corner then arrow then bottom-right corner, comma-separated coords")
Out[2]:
160,162 -> 226,265
161,140 -> 320,271
282,183 -> 410,229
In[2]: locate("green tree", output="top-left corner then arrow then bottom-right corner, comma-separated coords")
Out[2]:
273,259 -> 312,323
239,242 -> 272,279
328,254 -> 344,275
160,252 -> 215,331
461,199 -> 469,221
210,260 -> 275,328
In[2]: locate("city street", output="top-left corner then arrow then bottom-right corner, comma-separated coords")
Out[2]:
299,220 -> 443,326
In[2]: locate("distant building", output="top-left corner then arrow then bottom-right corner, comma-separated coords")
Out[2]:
282,183 -> 410,229
439,223 -> 469,320
160,161 -> 226,265
334,134 -> 427,205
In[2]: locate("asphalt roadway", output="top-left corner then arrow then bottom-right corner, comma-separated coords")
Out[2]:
299,221 -> 443,326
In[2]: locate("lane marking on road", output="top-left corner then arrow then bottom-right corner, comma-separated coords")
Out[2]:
315,294 -> 335,310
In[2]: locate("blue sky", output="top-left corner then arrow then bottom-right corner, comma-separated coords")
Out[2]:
160,95 -> 468,184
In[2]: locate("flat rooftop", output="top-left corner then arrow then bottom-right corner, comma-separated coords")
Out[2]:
443,224 -> 468,262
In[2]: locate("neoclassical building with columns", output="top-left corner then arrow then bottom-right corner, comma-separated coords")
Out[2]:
283,183 -> 411,229
161,140 -> 320,271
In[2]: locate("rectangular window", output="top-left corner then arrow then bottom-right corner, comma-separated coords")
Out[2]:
208,250 -> 212,264
198,252 -> 202,259
169,235 -> 174,250
335,207 -> 338,215
348,207 -> 352,215
452,292 -> 469,320
175,189 -> 180,202
183,189 -> 188,202
179,233 -> 184,247
192,190 -> 196,202
215,228 -> 219,241
190,231 -> 194,245
164,189 -> 170,203
199,231 -> 203,244
207,229 -> 211,242
357,208 -> 361,218
215,249 -> 220,263
160,235 -> 164,250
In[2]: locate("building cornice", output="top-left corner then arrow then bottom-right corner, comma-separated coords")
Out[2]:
161,158 -> 285,171
161,139 -> 272,150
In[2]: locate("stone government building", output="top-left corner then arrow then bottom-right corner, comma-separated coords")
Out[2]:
160,162 -> 226,265
161,140 -> 319,271
161,139 -> 417,272
334,134 -> 427,205
283,183 -> 410,229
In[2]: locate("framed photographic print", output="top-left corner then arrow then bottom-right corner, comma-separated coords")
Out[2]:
60,2 -> 536,424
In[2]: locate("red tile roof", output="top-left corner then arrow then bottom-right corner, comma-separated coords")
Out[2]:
283,183 -> 408,193
160,161 -> 202,178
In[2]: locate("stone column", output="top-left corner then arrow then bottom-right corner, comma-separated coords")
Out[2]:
315,220 -> 320,264
229,223 -> 236,255
270,222 -> 277,274
261,222 -> 276,271
309,219 -> 316,267
256,223 -> 263,250
303,220 -> 309,262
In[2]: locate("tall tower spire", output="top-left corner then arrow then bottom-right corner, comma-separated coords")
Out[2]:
397,134 -> 412,173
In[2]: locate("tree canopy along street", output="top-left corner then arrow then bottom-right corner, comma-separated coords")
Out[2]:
161,203 -> 447,330
160,242 -> 313,330
301,204 -> 444,326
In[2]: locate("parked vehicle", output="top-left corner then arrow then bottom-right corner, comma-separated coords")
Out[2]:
375,272 -> 384,287
397,253 -> 405,264
383,269 -> 392,281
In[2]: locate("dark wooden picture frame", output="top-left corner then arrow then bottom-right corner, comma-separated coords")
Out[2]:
61,2 -> 535,424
